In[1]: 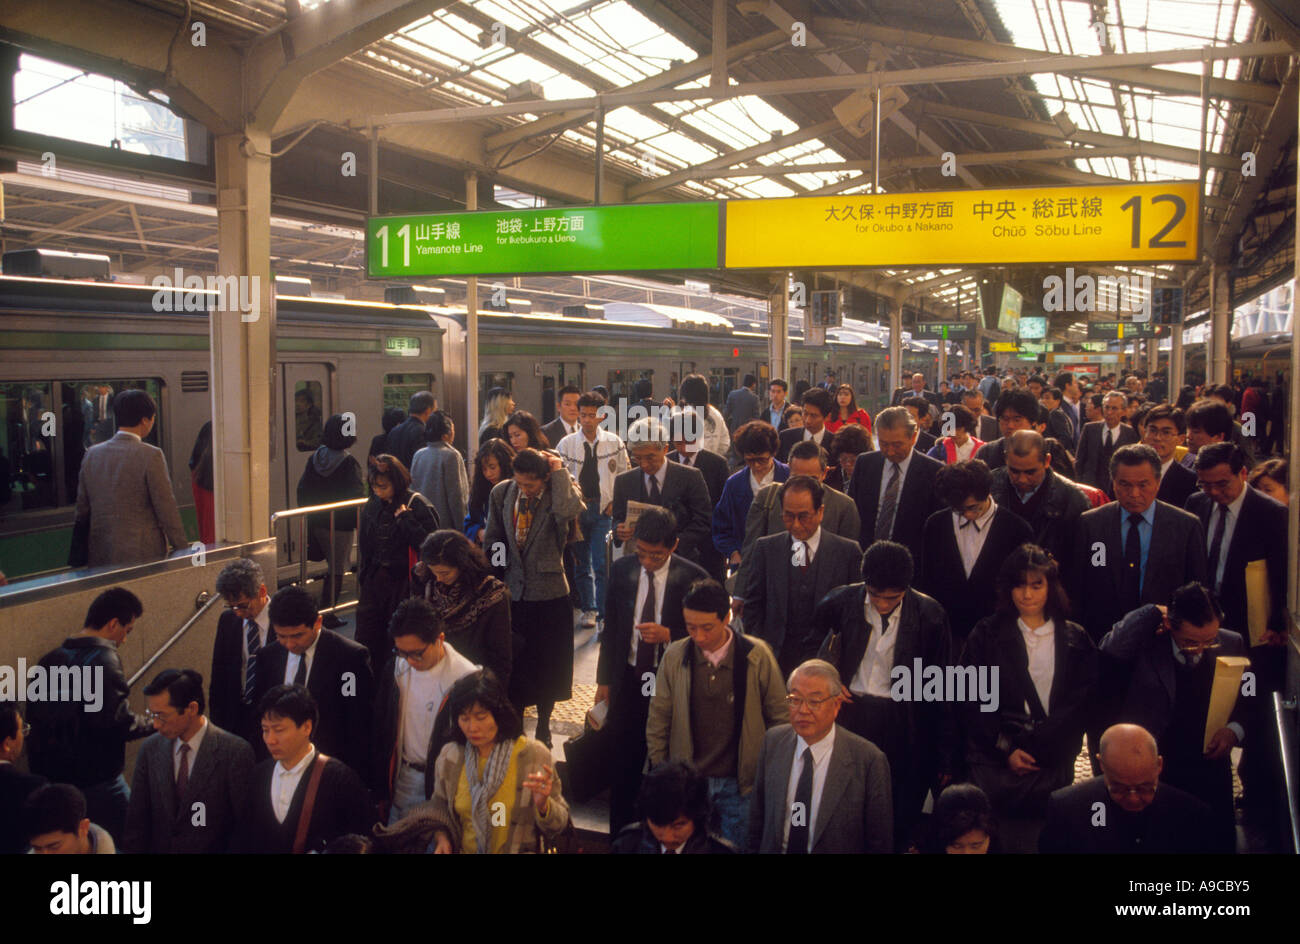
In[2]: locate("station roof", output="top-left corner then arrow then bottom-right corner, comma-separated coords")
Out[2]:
0,0 -> 1295,340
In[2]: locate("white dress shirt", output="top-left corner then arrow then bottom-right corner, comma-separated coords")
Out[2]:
630,560 -> 671,667
953,498 -> 998,576
781,725 -> 836,852
644,461 -> 667,496
1159,457 -> 1175,481
271,746 -> 317,824
283,632 -> 322,686
803,427 -> 828,448
851,602 -> 899,697
953,437 -> 976,461
749,464 -> 776,496
1207,486 -> 1248,591
792,526 -> 822,567
1018,618 -> 1055,714
173,716 -> 209,781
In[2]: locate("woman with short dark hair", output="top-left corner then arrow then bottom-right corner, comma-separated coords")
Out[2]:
465,439 -> 516,545
424,670 -> 569,854
823,423 -> 872,493
355,454 -> 439,668
413,530 -> 512,688
297,413 -> 366,628
920,783 -> 999,854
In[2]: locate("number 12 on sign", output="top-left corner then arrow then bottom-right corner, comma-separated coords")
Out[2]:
1119,194 -> 1187,250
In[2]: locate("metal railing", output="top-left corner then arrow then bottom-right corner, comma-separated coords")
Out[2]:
270,498 -> 367,616
127,591 -> 222,688
1275,692 -> 1300,854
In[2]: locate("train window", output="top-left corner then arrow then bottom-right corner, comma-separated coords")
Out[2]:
479,372 -> 513,411
607,369 -> 653,406
708,368 -> 738,407
384,373 -> 436,413
294,381 -> 324,452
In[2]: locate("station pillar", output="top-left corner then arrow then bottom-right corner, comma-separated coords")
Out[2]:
465,171 -> 480,459
768,275 -> 790,385
1209,261 -> 1231,386
888,299 -> 902,394
1170,325 -> 1184,401
210,129 -> 273,545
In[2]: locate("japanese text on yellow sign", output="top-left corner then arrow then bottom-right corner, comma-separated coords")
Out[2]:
724,181 -> 1199,268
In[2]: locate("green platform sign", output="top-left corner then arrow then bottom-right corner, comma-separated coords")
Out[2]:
367,202 -> 719,277
1086,321 -> 1164,340
912,322 -> 975,340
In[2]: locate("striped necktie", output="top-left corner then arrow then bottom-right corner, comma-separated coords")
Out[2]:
243,619 -> 260,704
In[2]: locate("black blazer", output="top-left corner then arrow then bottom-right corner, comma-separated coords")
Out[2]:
988,468 -> 1089,575
210,611 -> 282,749
1069,501 -> 1208,642
1156,460 -> 1197,509
669,449 -> 727,507
236,754 -> 373,854
962,614 -> 1097,770
1039,777 -> 1216,854
975,413 -> 1000,443
816,586 -> 953,785
385,416 -> 429,471
539,417 -> 575,450
891,388 -> 941,409
916,506 -> 1033,641
1045,407 -> 1075,448
0,763 -> 47,853
741,530 -> 862,657
252,629 -> 375,776
846,450 -> 944,562
1185,487 -> 1289,637
776,426 -> 832,463
597,553 -> 708,702
611,461 -> 713,568
1074,421 -> 1139,495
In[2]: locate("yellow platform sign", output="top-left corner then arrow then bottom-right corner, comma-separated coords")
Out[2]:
724,181 -> 1199,268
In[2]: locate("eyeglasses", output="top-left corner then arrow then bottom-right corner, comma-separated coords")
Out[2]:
393,643 -> 433,662
19,723 -> 31,737
743,454 -> 773,466
1173,638 -> 1222,655
1144,427 -> 1180,439
781,511 -> 818,524
785,694 -> 837,712
144,710 -> 174,722
224,599 -> 255,612
635,548 -> 671,563
1105,780 -> 1157,799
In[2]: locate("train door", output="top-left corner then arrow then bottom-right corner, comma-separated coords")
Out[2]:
281,363 -> 332,565
539,361 -> 584,422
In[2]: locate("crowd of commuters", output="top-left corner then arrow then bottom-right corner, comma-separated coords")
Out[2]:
2,365 -> 1290,855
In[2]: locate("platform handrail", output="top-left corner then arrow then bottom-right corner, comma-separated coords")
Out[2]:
271,497 -> 366,614
1274,692 -> 1300,854
127,591 -> 223,688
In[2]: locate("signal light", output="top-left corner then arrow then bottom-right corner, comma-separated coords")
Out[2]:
732,347 -> 739,357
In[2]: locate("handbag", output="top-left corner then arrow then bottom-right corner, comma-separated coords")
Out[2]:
559,721 -> 615,803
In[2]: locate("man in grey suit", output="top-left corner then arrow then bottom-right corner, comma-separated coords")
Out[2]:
124,668 -> 254,854
74,389 -> 188,567
723,374 -> 761,432
748,660 -> 892,854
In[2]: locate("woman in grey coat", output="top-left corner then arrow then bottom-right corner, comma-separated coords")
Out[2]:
410,410 -> 469,535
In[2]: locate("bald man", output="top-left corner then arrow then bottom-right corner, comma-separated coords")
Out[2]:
1038,724 -> 1216,854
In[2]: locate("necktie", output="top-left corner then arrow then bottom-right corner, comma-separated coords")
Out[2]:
1104,428 -> 1113,449
1121,513 -> 1143,609
293,654 -> 308,686
176,742 -> 190,798
1207,504 -> 1227,591
787,747 -> 814,854
647,473 -> 662,504
243,619 -> 260,704
580,442 -> 600,502
875,462 -> 901,541
634,569 -> 658,673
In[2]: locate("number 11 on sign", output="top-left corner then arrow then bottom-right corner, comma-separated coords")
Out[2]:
374,224 -> 411,268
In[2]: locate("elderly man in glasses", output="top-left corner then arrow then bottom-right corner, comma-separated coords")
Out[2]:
747,660 -> 892,854
211,558 -> 280,752
374,597 -> 479,823
1097,583 -> 1249,853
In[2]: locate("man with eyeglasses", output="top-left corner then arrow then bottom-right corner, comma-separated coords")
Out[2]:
1142,404 -> 1197,509
815,540 -> 953,850
748,660 -> 892,854
0,703 -> 47,854
596,506 -> 708,834
373,598 -> 478,823
1098,583 -> 1247,852
741,475 -> 861,678
211,558 -> 280,752
123,668 -> 253,854
1039,723 -> 1215,854
711,420 -> 789,576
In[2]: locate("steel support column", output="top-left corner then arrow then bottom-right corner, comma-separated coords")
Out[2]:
1209,263 -> 1231,386
466,171 -> 480,460
888,300 -> 902,394
768,275 -> 790,387
1170,326 -> 1184,400
1289,87 -> 1300,630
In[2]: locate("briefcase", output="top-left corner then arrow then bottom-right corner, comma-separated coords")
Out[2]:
560,723 -> 614,803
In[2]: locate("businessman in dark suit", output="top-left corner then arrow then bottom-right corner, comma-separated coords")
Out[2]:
1041,386 -> 1076,446
236,685 -> 372,854
1099,585 -> 1248,851
385,390 -> 436,470
973,389 -> 1040,472
1185,441 -> 1289,822
595,506 -> 708,832
612,416 -> 714,571
901,397 -> 938,454
847,406 -> 944,563
669,418 -> 728,582
252,586 -> 374,777
891,372 -> 941,409
1039,723 -> 1217,854
0,704 -> 47,854
1142,405 -> 1197,509
917,459 -> 1033,644
748,660 -> 892,854
723,374 -> 761,432
776,387 -> 834,462
124,669 -> 254,854
1052,371 -> 1084,451
539,384 -> 581,450
961,387 -> 1000,443
210,558 -> 280,750
1074,391 -> 1139,497
989,430 -> 1089,575
742,476 -> 863,677
815,540 -> 952,849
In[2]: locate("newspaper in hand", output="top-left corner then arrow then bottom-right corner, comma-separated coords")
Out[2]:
624,499 -> 656,533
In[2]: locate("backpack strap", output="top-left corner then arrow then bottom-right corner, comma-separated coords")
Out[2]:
292,752 -> 330,854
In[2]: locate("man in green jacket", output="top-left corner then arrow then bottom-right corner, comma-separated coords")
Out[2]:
646,578 -> 788,852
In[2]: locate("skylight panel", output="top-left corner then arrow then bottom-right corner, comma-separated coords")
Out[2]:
403,14 -> 486,62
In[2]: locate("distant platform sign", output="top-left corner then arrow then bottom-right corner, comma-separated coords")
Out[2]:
367,202 -> 719,277
724,181 -> 1199,268
913,322 -> 975,340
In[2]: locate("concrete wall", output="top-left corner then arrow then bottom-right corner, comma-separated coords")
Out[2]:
0,540 -> 277,778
